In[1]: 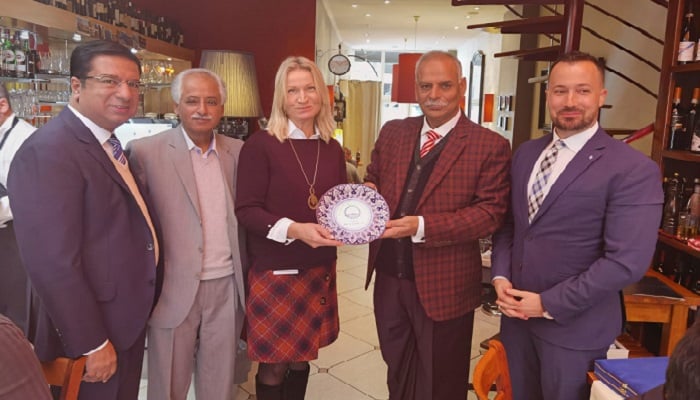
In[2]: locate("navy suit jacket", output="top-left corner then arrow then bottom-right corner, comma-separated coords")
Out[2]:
492,128 -> 663,350
8,108 -> 157,360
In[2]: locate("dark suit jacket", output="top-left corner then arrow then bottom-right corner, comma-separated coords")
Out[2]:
7,108 -> 157,360
492,128 -> 664,349
365,113 -> 511,321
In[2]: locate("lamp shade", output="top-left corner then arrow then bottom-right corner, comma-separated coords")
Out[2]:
199,50 -> 263,117
391,53 -> 422,103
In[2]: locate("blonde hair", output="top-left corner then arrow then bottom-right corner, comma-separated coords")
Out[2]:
267,56 -> 334,142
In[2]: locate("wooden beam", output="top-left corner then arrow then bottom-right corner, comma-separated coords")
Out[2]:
467,15 -> 565,34
494,45 -> 561,61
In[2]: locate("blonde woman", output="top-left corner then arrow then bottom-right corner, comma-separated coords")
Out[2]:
235,56 -> 345,400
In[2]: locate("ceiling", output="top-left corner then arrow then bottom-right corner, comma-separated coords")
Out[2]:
321,0 -> 508,52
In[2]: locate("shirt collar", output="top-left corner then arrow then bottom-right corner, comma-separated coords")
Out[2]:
181,126 -> 217,155
287,120 -> 320,139
0,112 -> 18,136
421,110 -> 461,137
67,105 -> 113,145
554,122 -> 599,153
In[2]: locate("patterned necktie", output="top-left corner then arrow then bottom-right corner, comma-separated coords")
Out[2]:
420,130 -> 441,158
527,139 -> 565,222
107,134 -> 127,165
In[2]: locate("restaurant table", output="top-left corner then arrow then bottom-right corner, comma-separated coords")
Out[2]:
623,269 -> 700,356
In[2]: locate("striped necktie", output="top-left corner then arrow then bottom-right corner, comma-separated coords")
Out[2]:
527,139 -> 565,222
420,130 -> 441,158
107,134 -> 127,165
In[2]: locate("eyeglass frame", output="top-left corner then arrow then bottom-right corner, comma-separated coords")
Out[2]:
81,74 -> 143,90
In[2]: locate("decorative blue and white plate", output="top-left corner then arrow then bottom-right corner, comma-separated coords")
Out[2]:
316,184 -> 389,245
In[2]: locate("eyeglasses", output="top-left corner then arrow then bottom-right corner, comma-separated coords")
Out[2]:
83,75 -> 142,90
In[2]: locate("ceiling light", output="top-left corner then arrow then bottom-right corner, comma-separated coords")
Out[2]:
454,26 -> 459,30
384,0 -> 391,4
365,13 -> 371,17
474,6 -> 480,10
366,39 -> 371,43
352,4 -> 358,8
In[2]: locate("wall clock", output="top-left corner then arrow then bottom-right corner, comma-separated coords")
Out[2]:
328,54 -> 351,76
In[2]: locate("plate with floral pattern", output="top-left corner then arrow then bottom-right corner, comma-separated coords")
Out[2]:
316,184 -> 389,245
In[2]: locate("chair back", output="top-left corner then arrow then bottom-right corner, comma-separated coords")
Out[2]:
472,339 -> 513,400
41,356 -> 87,400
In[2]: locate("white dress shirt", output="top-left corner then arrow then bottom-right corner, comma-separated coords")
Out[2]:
0,113 -> 36,225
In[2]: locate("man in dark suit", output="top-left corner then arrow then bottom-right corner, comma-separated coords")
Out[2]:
491,51 -> 663,400
8,40 -> 158,400
364,50 -> 511,400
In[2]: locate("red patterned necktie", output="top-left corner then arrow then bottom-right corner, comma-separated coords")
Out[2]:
420,130 -> 441,158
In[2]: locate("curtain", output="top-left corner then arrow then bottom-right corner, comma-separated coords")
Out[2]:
339,80 -> 382,179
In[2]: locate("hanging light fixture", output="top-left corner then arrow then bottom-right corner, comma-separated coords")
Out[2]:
391,16 -> 423,104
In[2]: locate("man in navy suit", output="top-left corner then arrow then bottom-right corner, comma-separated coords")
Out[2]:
491,51 -> 663,400
8,40 -> 158,399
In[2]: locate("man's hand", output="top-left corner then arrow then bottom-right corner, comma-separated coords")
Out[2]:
505,288 -> 546,319
82,340 -> 117,383
380,216 -> 419,239
364,182 -> 377,191
493,279 -> 528,320
288,222 -> 343,248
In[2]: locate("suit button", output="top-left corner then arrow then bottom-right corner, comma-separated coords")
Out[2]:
147,243 -> 154,251
416,165 -> 422,171
198,247 -> 203,253
324,274 -> 330,281
397,272 -> 404,279
320,297 -> 327,305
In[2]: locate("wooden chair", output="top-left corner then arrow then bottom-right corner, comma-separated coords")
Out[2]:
41,356 -> 87,400
472,339 -> 513,400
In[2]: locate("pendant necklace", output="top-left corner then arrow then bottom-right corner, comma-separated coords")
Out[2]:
288,138 -> 321,210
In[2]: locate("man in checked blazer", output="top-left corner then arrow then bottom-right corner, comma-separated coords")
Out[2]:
127,69 -> 248,400
364,50 -> 511,400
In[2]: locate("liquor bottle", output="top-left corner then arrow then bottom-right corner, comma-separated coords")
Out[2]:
2,30 -> 17,78
688,88 -> 699,134
678,2 -> 697,63
669,87 -> 686,150
14,31 -> 28,79
662,172 -> 681,235
687,178 -> 700,218
692,112 -> 700,152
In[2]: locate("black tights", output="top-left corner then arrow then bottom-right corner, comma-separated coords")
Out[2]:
257,361 -> 309,386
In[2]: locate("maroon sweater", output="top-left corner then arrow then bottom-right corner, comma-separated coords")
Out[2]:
235,130 -> 346,270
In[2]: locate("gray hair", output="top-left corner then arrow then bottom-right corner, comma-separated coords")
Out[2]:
170,68 -> 227,104
415,51 -> 463,79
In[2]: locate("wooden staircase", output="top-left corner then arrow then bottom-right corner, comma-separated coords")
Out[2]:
452,0 -> 584,61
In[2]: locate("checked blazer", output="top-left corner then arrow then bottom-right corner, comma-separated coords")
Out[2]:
364,113 -> 511,321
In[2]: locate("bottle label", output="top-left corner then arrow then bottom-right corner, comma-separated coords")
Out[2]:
2,49 -> 15,63
679,41 -> 695,62
15,50 -> 25,63
692,133 -> 700,152
696,39 -> 700,61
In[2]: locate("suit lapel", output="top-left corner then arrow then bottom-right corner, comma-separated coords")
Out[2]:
217,138 -> 236,201
65,109 -> 130,194
416,115 -> 468,210
530,129 -> 607,224
389,119 -> 420,211
167,128 -> 201,218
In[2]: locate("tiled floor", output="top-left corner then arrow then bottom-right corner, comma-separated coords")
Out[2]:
138,244 -> 501,399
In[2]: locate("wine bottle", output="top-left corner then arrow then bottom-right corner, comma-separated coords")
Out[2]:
669,87 -> 686,150
688,88 -> 699,136
662,172 -> 681,235
679,2 -> 697,63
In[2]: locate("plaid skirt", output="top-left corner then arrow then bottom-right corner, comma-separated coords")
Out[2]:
246,263 -> 339,363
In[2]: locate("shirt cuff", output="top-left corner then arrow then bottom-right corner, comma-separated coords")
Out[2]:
542,310 -> 554,320
84,339 -> 109,355
491,275 -> 508,282
267,217 -> 295,245
411,216 -> 425,243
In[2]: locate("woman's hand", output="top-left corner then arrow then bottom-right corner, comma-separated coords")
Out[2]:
288,222 -> 343,248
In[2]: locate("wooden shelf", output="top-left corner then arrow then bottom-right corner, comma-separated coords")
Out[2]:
670,62 -> 700,74
660,149 -> 700,162
657,230 -> 700,259
0,0 -> 193,63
